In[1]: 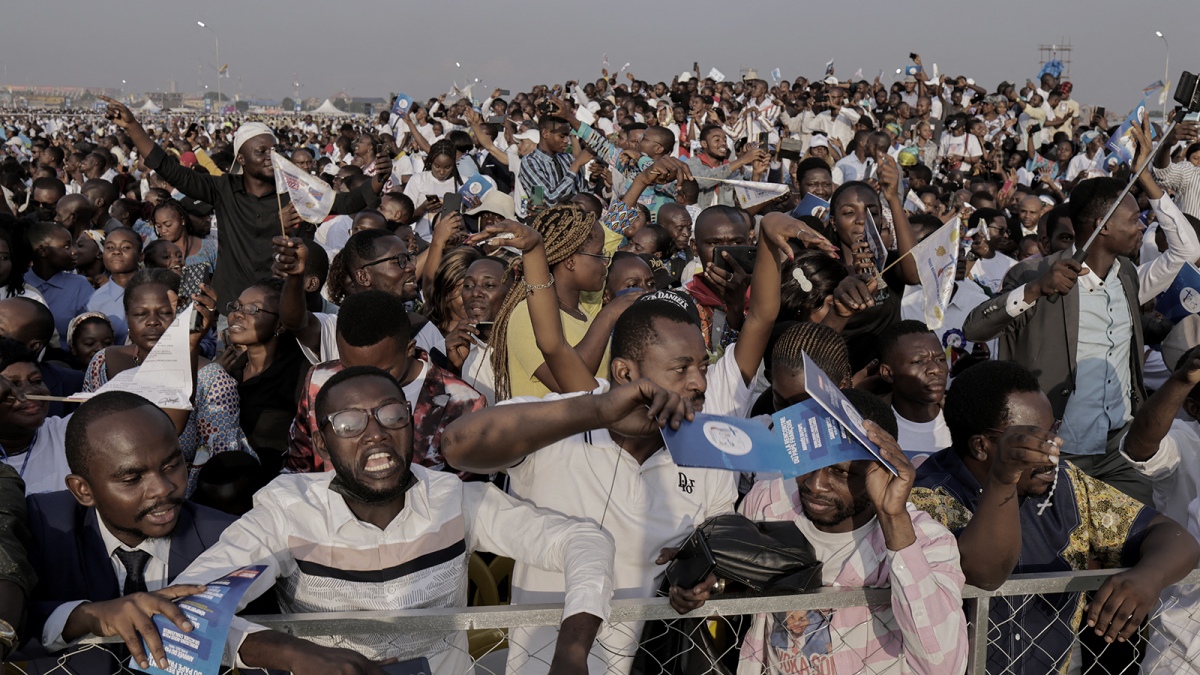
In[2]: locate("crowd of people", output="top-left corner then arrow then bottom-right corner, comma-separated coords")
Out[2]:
0,54 -> 1199,674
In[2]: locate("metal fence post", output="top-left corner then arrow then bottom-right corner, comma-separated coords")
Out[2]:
965,594 -> 991,675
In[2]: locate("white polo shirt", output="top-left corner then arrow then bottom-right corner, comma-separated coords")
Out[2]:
502,343 -> 751,675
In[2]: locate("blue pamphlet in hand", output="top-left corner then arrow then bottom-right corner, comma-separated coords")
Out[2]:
662,414 -> 783,473
1105,98 -> 1157,167
661,400 -> 881,478
391,93 -> 414,118
802,352 -> 898,475
1157,262 -> 1200,323
791,193 -> 830,222
132,566 -> 266,675
458,174 -> 496,210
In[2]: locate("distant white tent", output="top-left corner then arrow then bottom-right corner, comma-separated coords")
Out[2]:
138,99 -> 162,113
313,99 -> 349,115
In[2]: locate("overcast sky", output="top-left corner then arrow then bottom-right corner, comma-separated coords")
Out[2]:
4,0 -> 1195,112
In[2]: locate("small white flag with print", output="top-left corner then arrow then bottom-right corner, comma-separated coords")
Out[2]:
272,150 -> 335,224
708,68 -> 726,83
911,217 -> 960,330
725,179 -> 788,209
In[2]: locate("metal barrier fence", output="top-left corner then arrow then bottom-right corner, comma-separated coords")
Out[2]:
24,567 -> 1200,674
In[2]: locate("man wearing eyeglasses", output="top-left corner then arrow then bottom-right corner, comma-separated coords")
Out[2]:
172,366 -> 616,675
909,360 -> 1199,674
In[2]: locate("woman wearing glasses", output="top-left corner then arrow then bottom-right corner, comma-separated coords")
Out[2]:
81,268 -> 258,500
215,278 -> 305,474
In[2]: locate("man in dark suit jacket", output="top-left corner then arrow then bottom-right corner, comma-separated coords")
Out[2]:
14,390 -> 237,672
963,177 -> 1163,503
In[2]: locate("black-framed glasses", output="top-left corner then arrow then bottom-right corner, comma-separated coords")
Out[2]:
225,301 -> 279,316
319,401 -> 412,438
578,251 -> 612,265
360,252 -> 412,271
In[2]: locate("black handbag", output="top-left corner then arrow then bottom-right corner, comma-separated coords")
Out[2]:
632,514 -> 824,674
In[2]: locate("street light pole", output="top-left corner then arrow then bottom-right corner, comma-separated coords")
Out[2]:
197,21 -> 220,108
1157,31 -> 1170,120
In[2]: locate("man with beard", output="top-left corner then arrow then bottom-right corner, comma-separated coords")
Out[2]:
173,366 -> 615,674
911,361 -> 1198,674
16,391 -> 236,673
732,389 -> 967,674
878,321 -> 951,466
963,174 -> 1197,501
685,125 -> 766,207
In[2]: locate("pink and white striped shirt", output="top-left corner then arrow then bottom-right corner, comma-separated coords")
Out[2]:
737,477 -> 968,675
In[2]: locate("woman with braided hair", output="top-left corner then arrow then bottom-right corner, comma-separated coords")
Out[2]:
750,321 -> 854,417
488,204 -> 638,400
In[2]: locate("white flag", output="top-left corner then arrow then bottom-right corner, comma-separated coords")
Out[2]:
904,189 -> 926,214
911,217 -> 960,330
272,150 -> 335,224
725,179 -> 788,209
708,67 -> 726,83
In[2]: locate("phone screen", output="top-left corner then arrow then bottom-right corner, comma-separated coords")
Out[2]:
531,185 -> 546,207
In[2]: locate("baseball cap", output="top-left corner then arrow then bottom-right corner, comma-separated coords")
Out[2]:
635,290 -> 702,328
809,134 -> 830,149
513,129 -> 540,144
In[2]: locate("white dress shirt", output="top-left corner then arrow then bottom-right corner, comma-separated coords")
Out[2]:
42,514 -> 171,652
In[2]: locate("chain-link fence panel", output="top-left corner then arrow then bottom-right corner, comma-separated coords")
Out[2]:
15,568 -> 1200,675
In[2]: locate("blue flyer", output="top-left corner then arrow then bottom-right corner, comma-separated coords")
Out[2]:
458,174 -> 496,210
391,93 -> 414,118
1157,262 -> 1200,323
802,353 -> 898,475
662,414 -> 786,474
133,565 -> 267,675
1105,98 -> 1157,168
661,399 -> 878,478
791,193 -> 830,222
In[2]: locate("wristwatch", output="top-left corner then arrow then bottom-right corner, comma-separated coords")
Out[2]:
0,619 -> 18,657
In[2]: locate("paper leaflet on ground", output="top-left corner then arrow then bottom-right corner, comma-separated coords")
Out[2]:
1157,262 -> 1200,323
271,150 -> 335,223
692,178 -> 787,209
661,399 -> 877,478
790,193 -> 830,222
66,306 -> 194,410
131,566 -> 266,675
910,217 -> 960,330
802,352 -> 898,475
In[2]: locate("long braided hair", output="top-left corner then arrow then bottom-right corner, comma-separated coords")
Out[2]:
489,204 -> 597,401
